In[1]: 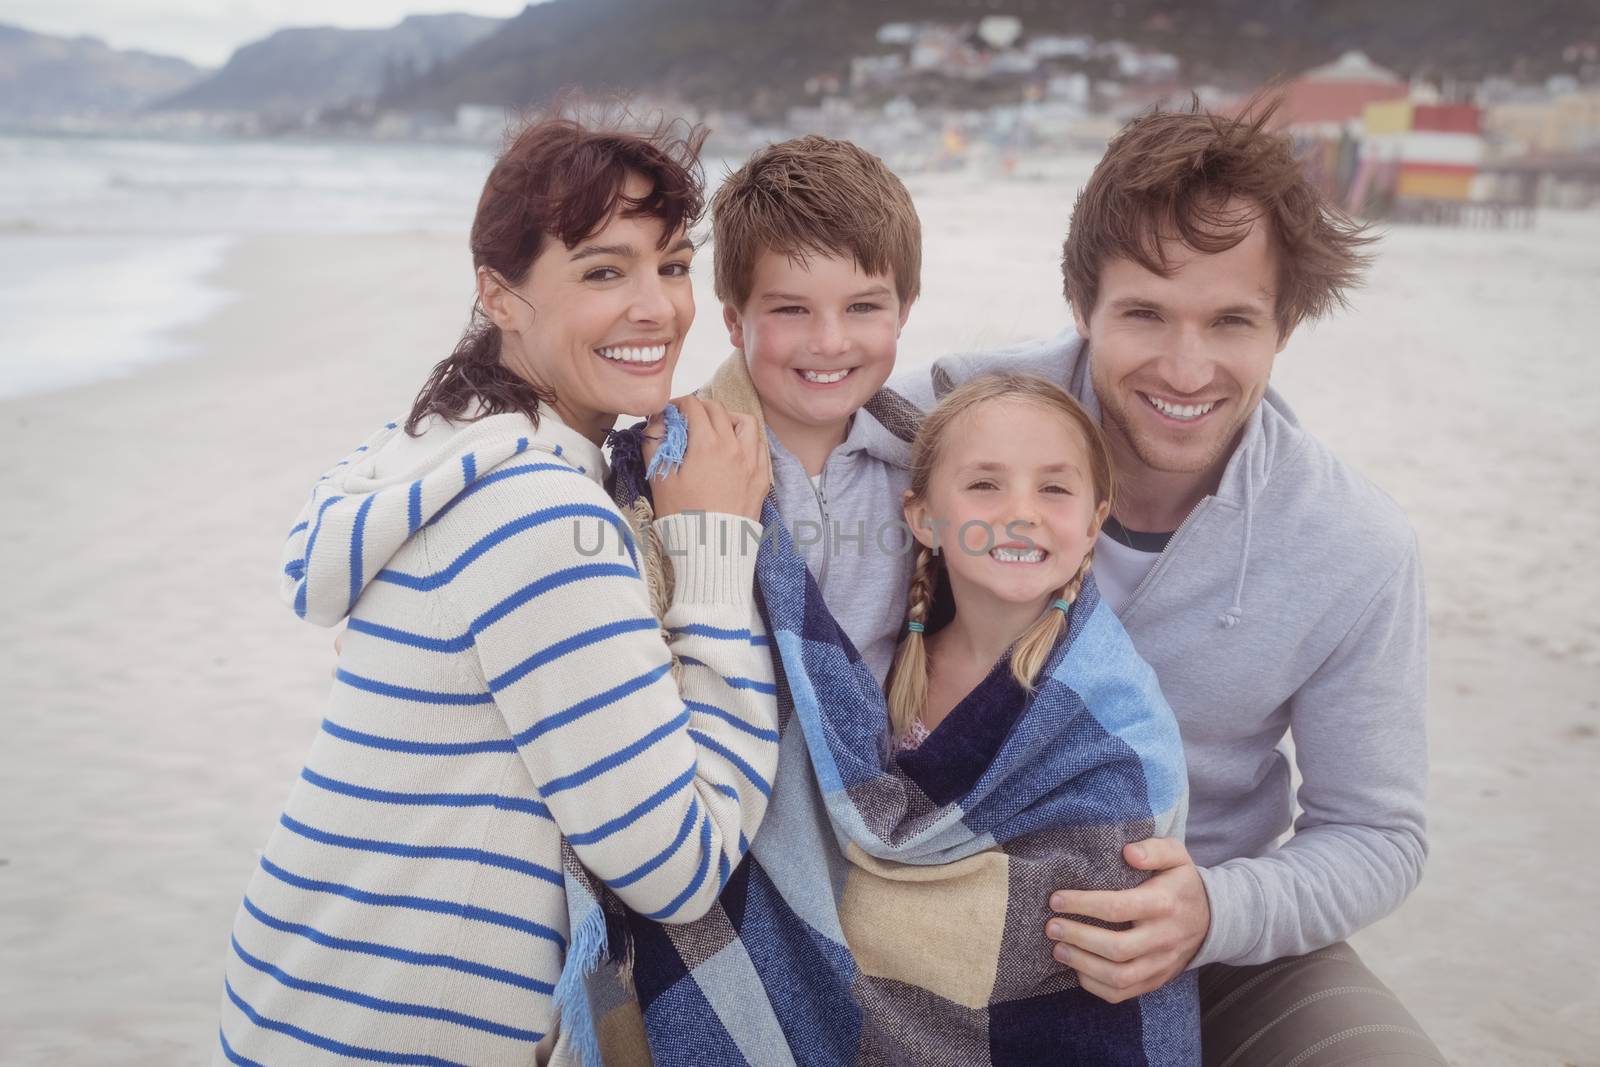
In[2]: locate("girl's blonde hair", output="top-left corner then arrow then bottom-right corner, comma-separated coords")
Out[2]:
885,374 -> 1115,742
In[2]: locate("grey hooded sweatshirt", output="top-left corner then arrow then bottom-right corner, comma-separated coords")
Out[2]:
855,330 -> 1428,969
766,418 -> 915,687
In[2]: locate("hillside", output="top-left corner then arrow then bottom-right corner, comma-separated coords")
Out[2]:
384,0 -> 1600,116
0,23 -> 206,119
158,13 -> 502,115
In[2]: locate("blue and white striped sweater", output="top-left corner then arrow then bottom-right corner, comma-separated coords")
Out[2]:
218,408 -> 778,1066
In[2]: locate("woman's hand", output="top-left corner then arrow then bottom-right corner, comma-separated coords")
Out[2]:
646,395 -> 767,520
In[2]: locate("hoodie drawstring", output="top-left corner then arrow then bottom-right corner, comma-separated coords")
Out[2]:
1218,456 -> 1255,629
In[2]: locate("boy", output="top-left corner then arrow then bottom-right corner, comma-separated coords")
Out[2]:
703,134 -> 923,683
611,134 -> 1197,1065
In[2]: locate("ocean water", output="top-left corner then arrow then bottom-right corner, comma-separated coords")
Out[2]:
0,133 -> 496,398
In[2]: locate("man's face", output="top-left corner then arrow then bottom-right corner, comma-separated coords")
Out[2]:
1074,209 -> 1288,483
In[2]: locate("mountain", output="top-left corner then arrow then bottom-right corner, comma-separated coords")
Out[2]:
0,22 -> 206,119
382,0 -> 1600,117
157,13 -> 503,116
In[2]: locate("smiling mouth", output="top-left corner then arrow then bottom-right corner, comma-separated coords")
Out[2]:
597,343 -> 668,365
1141,392 -> 1218,421
797,368 -> 853,385
990,546 -> 1047,564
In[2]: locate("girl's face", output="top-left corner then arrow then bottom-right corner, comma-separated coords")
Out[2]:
904,398 -> 1110,611
484,172 -> 696,442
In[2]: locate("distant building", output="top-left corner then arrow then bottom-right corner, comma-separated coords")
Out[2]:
1046,72 -> 1091,105
1276,51 -> 1409,133
1104,42 -> 1180,82
804,73 -> 843,96
977,16 -> 1023,51
1361,100 -> 1486,201
908,25 -> 991,80
990,51 -> 1038,76
877,22 -> 918,46
1026,34 -> 1093,60
454,104 -> 508,140
1485,89 -> 1600,154
851,53 -> 905,90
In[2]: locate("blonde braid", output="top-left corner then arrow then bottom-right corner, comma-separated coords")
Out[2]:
885,545 -> 940,741
1010,551 -> 1095,692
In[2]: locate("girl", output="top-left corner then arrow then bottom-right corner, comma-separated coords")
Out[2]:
216,115 -> 778,1066
888,373 -> 1111,749
614,372 -> 1199,1065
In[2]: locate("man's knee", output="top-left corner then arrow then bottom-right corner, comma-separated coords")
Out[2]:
1196,942 -> 1445,1066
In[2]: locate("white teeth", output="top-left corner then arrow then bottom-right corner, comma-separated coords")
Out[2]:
598,344 -> 667,364
991,546 -> 1045,563
1145,394 -> 1217,420
800,368 -> 851,384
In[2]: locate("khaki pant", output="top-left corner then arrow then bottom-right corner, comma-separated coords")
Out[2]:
1199,942 -> 1446,1067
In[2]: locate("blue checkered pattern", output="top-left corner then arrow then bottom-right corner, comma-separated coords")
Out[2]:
606,427 -> 1200,1066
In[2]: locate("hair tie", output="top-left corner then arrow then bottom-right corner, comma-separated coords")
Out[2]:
906,620 -> 925,634
1051,597 -> 1073,616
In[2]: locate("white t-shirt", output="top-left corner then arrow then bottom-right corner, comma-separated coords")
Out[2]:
1091,530 -> 1162,615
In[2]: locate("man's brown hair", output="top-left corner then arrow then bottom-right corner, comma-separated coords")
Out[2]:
712,135 -> 921,308
1062,97 -> 1375,339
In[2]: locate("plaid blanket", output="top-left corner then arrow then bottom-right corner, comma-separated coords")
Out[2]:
597,374 -> 1199,1066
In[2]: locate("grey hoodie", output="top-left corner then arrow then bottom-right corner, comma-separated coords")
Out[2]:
767,417 -> 915,687
856,330 -> 1428,969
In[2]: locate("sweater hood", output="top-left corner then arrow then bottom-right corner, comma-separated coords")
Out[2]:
279,408 -> 606,628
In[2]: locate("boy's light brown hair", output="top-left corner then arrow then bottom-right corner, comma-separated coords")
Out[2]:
1062,96 -> 1375,339
712,135 -> 921,308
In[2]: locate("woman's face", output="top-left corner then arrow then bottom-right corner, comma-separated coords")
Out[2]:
489,172 -> 696,442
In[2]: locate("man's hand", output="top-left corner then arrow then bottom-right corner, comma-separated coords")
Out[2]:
1044,837 -> 1210,1004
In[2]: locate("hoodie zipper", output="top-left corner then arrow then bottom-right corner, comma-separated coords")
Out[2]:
809,465 -> 831,587
1123,496 -> 1212,613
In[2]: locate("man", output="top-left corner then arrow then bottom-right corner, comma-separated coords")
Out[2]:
863,103 -> 1443,1064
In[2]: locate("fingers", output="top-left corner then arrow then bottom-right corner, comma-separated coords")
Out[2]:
1044,916 -> 1155,963
1053,942 -> 1175,1004
728,412 -> 764,468
1124,836 -> 1190,871
672,393 -> 706,433
1050,884 -> 1165,925
697,396 -> 735,442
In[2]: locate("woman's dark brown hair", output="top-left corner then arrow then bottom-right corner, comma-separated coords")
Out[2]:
405,111 -> 708,434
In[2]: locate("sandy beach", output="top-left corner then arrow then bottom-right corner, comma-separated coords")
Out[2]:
2,166 -> 1597,1065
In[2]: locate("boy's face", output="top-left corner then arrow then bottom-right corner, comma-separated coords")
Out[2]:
724,250 -> 911,436
1074,206 -> 1288,486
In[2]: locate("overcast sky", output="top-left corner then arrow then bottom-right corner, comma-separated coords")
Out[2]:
0,1 -> 532,67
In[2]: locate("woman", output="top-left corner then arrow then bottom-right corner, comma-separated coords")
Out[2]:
216,115 -> 778,1066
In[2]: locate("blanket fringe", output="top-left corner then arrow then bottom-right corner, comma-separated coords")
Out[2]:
552,903 -> 609,1067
